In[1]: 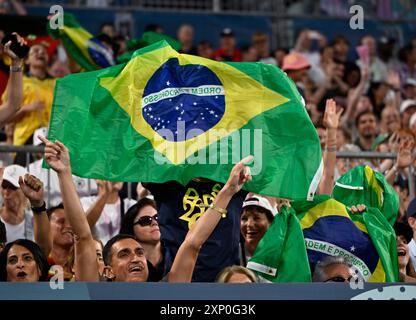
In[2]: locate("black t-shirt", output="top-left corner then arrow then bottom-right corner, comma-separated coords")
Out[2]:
145,180 -> 246,282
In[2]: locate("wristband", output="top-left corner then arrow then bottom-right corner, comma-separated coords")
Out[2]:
209,203 -> 227,218
10,65 -> 23,72
31,201 -> 46,214
325,146 -> 337,152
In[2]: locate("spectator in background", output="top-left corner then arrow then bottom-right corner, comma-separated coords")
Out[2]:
197,41 -> 213,59
294,29 -> 326,68
177,24 -> 197,55
274,47 -> 288,68
403,78 -> 416,100
397,45 -> 416,86
144,24 -> 163,34
28,127 -> 97,208
213,28 -> 242,62
0,165 -> 34,243
357,35 -> 388,83
251,31 -> 276,65
0,0 -> 26,15
367,81 -> 390,118
378,37 -> 400,72
216,265 -> 257,283
0,32 -> 26,125
281,52 -> 311,99
100,22 -> 117,39
241,45 -> 257,62
81,180 -> 136,245
354,110 -> 378,151
331,35 -> 350,63
1,43 -> 55,166
400,99 -> 416,128
380,106 -> 401,135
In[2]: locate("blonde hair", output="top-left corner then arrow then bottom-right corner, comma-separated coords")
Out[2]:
215,265 -> 257,283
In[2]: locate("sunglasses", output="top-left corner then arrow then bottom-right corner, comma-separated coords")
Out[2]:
133,214 -> 158,227
324,276 -> 353,283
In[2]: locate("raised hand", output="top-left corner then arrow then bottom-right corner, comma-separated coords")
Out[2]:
323,99 -> 343,130
396,139 -> 413,170
2,32 -> 26,64
39,136 -> 71,174
223,155 -> 253,195
19,174 -> 44,207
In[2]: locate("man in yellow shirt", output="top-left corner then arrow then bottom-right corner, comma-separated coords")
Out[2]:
2,43 -> 56,165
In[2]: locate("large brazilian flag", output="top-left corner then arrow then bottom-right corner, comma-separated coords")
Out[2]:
48,41 -> 322,200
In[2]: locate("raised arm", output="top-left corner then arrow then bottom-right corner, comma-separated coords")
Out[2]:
19,174 -> 51,257
317,99 -> 342,195
40,136 -> 99,281
86,181 -> 123,228
0,33 -> 25,126
168,155 -> 253,282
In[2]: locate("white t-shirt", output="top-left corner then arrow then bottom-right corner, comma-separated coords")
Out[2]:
28,159 -> 97,208
409,239 -> 416,273
1,209 -> 34,243
80,196 -> 136,245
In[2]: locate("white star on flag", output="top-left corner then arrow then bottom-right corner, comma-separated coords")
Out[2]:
166,81 -> 170,86
350,246 -> 356,252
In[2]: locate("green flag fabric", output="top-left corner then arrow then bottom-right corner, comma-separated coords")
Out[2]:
117,31 -> 181,64
332,165 -> 399,225
48,41 -> 322,200
48,13 -> 115,71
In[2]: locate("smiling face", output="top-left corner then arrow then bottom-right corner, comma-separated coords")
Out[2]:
240,208 -> 271,251
27,44 -> 49,69
106,238 -> 149,282
49,209 -> 74,248
6,245 -> 40,282
133,205 -> 160,245
397,235 -> 410,269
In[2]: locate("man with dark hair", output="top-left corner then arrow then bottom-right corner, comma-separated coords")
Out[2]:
354,110 -> 378,151
102,233 -> 148,282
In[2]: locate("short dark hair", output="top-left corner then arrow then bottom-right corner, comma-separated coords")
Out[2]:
103,234 -> 139,266
120,198 -> 157,236
0,220 -> 6,244
355,110 -> 376,127
0,239 -> 49,281
47,203 -> 64,220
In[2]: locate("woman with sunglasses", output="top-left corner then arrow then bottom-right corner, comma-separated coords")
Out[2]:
120,198 -> 166,281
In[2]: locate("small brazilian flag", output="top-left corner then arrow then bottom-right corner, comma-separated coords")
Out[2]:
47,41 -> 322,200
48,13 -> 115,71
248,181 -> 399,282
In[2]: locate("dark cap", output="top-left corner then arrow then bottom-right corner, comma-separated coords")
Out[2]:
394,222 -> 413,243
407,198 -> 416,219
220,28 -> 234,37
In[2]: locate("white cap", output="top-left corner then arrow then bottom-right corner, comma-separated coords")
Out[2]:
33,127 -> 48,146
405,78 -> 416,87
400,99 -> 416,114
2,165 -> 27,188
242,195 -> 278,217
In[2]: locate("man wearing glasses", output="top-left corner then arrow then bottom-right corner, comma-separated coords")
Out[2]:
313,256 -> 356,283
